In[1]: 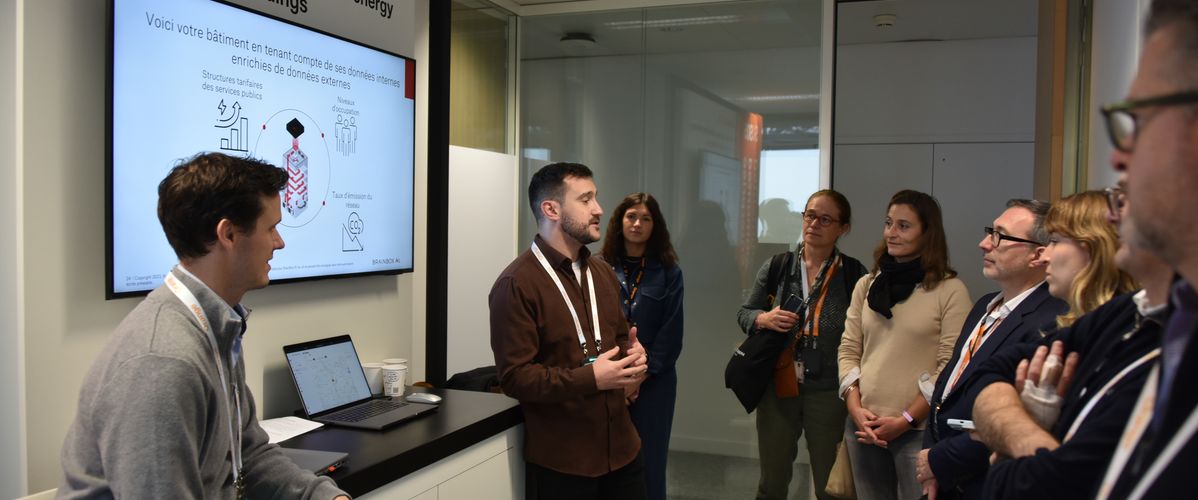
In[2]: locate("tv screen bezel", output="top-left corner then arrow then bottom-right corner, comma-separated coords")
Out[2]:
105,0 -> 417,300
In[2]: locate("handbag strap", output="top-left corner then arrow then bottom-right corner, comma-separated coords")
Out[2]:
765,251 -> 794,309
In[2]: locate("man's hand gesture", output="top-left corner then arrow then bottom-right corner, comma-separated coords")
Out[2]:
594,326 -> 648,391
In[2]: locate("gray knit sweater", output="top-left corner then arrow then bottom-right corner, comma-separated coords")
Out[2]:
58,267 -> 346,499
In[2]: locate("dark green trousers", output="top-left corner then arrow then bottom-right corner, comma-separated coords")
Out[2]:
755,381 -> 847,500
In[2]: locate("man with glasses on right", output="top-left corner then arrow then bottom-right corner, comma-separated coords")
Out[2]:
915,200 -> 1066,500
1099,0 -> 1198,497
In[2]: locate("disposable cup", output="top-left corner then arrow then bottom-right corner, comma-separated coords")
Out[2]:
362,362 -> 385,395
381,364 -> 408,397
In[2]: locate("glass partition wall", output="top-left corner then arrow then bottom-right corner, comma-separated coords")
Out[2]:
520,1 -> 825,497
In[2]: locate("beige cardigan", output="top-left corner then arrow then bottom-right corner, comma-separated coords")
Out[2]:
837,273 -> 972,428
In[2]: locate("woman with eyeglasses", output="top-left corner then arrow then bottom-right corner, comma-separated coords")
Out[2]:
838,190 -> 972,500
1039,190 -> 1137,327
599,192 -> 683,500
737,189 -> 869,500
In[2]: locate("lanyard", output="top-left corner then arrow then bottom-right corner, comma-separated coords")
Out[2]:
796,246 -> 838,339
1098,360 -> 1198,500
620,257 -> 646,322
802,259 -> 839,340
531,242 -> 603,359
1096,364 -> 1159,500
164,271 -> 244,494
1064,348 -> 1160,442
946,303 -> 1005,393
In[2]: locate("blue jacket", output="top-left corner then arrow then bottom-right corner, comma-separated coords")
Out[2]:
612,257 -> 684,375
923,282 -> 1066,498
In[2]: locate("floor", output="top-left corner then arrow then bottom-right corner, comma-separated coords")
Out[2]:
666,450 -> 815,500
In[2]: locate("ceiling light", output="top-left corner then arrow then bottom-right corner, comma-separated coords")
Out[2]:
874,14 -> 897,28
603,15 -> 743,30
735,94 -> 820,103
559,32 -> 597,51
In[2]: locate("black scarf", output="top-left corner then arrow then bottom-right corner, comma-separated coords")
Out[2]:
867,254 -> 926,319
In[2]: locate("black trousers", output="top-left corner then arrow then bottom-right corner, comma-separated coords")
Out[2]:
526,453 -> 648,500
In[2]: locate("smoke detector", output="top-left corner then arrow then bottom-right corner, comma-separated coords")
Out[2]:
873,14 -> 897,28
559,32 -> 598,51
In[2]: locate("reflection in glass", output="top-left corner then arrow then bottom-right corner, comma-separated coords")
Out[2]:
520,2 -> 824,497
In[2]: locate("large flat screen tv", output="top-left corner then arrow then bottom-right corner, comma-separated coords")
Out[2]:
108,0 -> 415,298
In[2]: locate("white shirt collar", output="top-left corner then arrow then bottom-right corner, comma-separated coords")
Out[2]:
1132,289 -> 1167,318
986,280 -> 1046,319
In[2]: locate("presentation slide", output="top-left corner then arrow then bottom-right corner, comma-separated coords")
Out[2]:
110,0 -> 415,296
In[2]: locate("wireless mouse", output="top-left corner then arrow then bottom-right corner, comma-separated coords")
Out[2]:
405,392 -> 443,404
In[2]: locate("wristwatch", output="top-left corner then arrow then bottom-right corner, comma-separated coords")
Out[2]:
902,410 -> 917,425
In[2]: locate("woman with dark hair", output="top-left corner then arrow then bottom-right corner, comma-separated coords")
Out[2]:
737,189 -> 870,500
838,190 -> 972,499
600,192 -> 684,500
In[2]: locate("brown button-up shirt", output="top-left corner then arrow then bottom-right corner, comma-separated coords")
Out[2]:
489,235 -> 640,477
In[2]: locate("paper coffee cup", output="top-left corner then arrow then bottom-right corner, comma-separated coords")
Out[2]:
381,364 -> 408,397
382,358 -> 408,366
362,362 -> 385,395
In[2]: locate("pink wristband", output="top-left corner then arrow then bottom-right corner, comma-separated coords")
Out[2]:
902,410 -> 916,425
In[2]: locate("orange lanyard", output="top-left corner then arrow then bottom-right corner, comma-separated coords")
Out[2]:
801,259 -> 839,340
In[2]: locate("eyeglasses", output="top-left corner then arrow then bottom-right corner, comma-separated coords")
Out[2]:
1101,90 -> 1198,152
802,211 -> 840,227
984,226 -> 1044,247
1105,186 -> 1126,220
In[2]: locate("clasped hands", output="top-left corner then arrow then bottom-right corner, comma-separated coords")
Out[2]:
850,407 -> 910,449
593,326 -> 649,397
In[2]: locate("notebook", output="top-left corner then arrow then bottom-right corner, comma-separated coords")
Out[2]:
283,335 -> 437,430
278,447 -> 348,476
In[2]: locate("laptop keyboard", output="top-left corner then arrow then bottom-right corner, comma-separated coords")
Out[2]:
326,399 -> 407,422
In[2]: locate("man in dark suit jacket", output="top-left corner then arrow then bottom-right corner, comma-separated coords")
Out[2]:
1101,2 -> 1198,496
916,199 -> 1067,499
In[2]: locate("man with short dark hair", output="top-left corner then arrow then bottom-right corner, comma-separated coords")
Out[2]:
59,152 -> 348,499
916,199 -> 1066,499
1100,0 -> 1198,496
490,162 -> 649,500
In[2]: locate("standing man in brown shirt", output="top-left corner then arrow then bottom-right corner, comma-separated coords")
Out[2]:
490,162 -> 650,500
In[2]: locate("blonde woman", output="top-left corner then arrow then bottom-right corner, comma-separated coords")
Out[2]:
1039,190 -> 1138,327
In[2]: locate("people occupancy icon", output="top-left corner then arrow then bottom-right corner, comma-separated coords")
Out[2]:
282,118 -> 309,217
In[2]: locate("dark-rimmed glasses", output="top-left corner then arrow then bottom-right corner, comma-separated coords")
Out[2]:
802,211 -> 840,227
984,226 -> 1044,247
1101,90 -> 1198,152
1105,186 -> 1126,220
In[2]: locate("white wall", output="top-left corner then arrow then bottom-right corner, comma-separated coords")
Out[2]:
1086,0 -> 1150,190
16,0 -> 428,492
1,0 -> 26,497
836,37 -> 1036,145
834,37 -> 1038,298
446,146 -> 519,377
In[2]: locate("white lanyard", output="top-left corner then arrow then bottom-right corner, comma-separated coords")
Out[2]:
1101,361 -> 1198,500
1064,348 -> 1160,442
164,271 -> 244,489
531,242 -> 602,358
1096,364 -> 1159,500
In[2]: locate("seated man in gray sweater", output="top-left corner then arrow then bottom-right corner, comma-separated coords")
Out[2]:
58,153 -> 349,499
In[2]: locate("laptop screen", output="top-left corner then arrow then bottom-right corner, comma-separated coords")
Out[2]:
284,336 -> 372,415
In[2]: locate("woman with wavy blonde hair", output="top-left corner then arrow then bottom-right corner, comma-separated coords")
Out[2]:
1040,190 -> 1138,327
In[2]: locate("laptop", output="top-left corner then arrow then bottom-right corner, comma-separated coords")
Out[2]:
278,447 -> 348,476
283,335 -> 437,430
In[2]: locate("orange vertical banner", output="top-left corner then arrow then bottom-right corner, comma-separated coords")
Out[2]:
739,113 -> 763,282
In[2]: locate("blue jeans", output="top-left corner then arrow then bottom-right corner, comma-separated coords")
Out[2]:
843,417 -> 923,500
